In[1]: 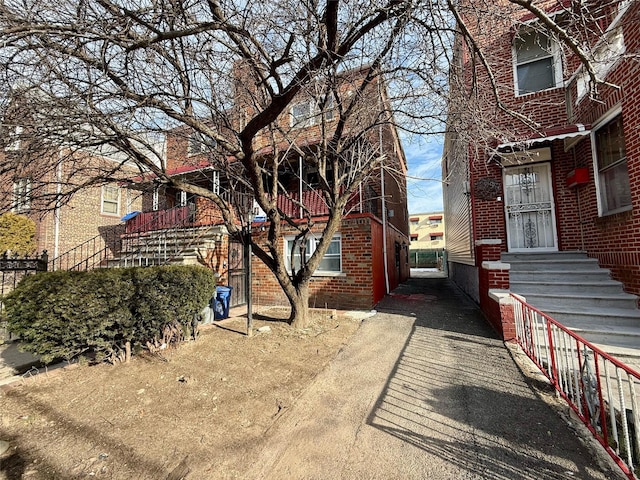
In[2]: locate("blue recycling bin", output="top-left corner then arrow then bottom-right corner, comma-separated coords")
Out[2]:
214,286 -> 233,320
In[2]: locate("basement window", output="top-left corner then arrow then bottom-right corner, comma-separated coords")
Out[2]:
285,234 -> 342,274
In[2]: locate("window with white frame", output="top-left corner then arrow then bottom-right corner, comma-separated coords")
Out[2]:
576,27 -> 625,102
6,126 -> 24,151
285,234 -> 341,274
514,29 -> 560,95
188,132 -> 216,156
290,96 -> 335,128
594,113 -> 631,215
152,187 -> 159,211
12,178 -> 31,212
101,185 -> 120,215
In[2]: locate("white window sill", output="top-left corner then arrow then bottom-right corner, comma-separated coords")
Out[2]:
599,205 -> 632,218
288,270 -> 345,278
515,85 -> 563,98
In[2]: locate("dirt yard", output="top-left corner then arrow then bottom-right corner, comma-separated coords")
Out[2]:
0,308 -> 362,479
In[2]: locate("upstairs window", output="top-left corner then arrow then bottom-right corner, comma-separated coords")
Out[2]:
12,178 -> 31,212
594,113 -> 631,215
514,30 -> 559,95
6,126 -> 24,151
101,185 -> 120,215
290,96 -> 335,129
188,132 -> 216,156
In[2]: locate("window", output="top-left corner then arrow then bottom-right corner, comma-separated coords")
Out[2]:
101,185 -> 120,215
12,178 -> 31,212
430,234 -> 444,242
152,188 -> 159,211
514,29 -> 559,95
594,114 -> 631,215
410,233 -> 418,242
429,218 -> 442,225
576,27 -> 625,102
188,132 -> 216,156
290,96 -> 335,128
285,234 -> 341,274
6,126 -> 23,151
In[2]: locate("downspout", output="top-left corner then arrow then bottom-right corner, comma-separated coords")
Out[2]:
299,154 -> 303,219
53,148 -> 63,262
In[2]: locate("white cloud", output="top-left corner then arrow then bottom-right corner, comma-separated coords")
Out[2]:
401,134 -> 444,214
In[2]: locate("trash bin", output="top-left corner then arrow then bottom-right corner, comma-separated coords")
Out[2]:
214,286 -> 233,320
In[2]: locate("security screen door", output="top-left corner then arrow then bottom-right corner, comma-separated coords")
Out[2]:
504,163 -> 558,251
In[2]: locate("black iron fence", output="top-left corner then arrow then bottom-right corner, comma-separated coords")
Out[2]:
1,251 -> 48,342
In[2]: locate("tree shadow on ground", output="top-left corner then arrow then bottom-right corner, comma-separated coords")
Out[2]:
368,277 -> 616,480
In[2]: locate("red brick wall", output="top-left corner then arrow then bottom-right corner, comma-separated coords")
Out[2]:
456,1 -> 640,301
250,213 -> 408,310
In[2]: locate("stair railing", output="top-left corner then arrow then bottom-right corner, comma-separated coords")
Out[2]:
116,204 -> 222,268
48,226 -> 124,272
512,294 -> 640,480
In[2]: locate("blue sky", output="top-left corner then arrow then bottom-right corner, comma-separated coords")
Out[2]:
402,134 -> 444,214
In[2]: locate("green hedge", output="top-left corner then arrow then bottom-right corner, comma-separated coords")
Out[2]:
4,265 -> 216,363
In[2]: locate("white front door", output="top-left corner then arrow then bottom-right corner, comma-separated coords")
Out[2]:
504,163 -> 558,251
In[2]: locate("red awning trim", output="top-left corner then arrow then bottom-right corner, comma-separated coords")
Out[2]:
430,232 -> 443,236
428,215 -> 442,220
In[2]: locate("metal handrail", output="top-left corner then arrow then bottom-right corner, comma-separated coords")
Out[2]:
512,294 -> 640,479
48,227 -> 123,271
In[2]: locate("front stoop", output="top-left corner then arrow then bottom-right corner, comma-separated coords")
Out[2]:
502,251 -> 640,355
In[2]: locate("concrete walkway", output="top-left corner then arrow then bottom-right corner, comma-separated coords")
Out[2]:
246,276 -> 622,479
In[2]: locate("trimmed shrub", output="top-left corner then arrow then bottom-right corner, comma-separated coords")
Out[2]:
4,265 -> 216,364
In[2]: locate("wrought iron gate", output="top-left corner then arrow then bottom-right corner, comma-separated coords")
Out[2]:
227,238 -> 246,308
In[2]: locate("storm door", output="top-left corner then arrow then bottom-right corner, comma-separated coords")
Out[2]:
504,163 -> 558,251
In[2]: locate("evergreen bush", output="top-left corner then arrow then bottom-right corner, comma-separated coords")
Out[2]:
0,213 -> 37,256
4,265 -> 216,363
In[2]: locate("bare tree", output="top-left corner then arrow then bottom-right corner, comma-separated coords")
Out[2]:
0,0 -> 628,326
0,0 -> 452,327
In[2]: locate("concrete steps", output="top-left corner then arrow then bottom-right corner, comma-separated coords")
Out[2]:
503,251 -> 640,353
108,225 -> 226,267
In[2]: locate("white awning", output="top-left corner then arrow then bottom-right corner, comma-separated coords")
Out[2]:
497,127 -> 591,152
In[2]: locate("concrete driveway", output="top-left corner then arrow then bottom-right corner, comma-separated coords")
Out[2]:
246,276 -> 622,480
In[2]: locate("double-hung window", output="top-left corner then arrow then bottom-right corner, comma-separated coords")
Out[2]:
514,29 -> 559,95
594,113 -> 631,215
285,234 -> 342,274
290,96 -> 335,128
188,132 -> 216,156
12,178 -> 31,212
101,185 -> 120,215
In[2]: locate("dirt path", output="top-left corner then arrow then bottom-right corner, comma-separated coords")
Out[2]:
247,277 -> 623,480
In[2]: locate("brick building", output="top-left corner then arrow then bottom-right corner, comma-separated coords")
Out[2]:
1,113 -> 144,265
129,66 -> 410,310
443,1 -> 640,337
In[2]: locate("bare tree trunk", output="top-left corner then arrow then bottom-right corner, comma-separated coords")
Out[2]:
288,283 -> 310,329
125,341 -> 131,363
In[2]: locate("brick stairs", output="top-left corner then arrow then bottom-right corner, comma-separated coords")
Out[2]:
502,251 -> 640,359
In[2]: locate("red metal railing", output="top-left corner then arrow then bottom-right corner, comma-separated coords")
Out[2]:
276,189 -> 361,218
125,205 -> 194,234
512,294 -> 640,479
